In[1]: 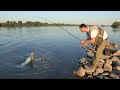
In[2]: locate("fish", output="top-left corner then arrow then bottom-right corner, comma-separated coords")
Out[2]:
20,51 -> 35,66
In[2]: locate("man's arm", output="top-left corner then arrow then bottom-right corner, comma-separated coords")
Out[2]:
80,37 -> 96,44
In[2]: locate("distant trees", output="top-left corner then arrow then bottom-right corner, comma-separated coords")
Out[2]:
0,21 -> 79,27
111,21 -> 120,28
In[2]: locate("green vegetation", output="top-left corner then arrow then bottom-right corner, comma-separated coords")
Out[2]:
111,21 -> 120,28
0,21 -> 79,27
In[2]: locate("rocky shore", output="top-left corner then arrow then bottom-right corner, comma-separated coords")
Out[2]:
73,43 -> 120,79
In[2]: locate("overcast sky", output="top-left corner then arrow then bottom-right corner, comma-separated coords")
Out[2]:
0,11 -> 120,25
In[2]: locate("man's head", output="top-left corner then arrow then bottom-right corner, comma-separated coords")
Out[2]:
79,24 -> 88,32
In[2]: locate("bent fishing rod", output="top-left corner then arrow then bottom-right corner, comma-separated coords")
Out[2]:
32,16 -> 94,51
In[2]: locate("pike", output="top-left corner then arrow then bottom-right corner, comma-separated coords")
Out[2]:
21,51 -> 35,66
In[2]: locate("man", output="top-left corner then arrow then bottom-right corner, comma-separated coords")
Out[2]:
79,24 -> 108,69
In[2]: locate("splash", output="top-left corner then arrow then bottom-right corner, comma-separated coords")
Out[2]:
20,52 -> 35,67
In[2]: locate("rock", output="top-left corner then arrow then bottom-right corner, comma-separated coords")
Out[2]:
86,50 -> 94,58
103,64 -> 112,72
96,68 -> 104,74
97,61 -> 104,68
76,66 -> 86,77
87,75 -> 93,79
115,66 -> 120,71
111,61 -> 118,67
109,74 -> 116,78
113,50 -> 120,56
111,69 -> 119,75
104,77 -> 111,79
99,59 -> 105,63
85,65 -> 97,75
114,75 -> 119,79
86,58 -> 93,62
93,72 -> 98,76
106,59 -> 112,65
114,43 -> 119,49
116,60 -> 120,66
96,75 -> 103,79
109,74 -> 119,79
110,56 -> 120,62
101,55 -> 111,59
73,71 -> 77,76
101,72 -> 110,76
79,58 -> 86,64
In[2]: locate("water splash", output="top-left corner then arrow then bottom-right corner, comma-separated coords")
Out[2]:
20,57 -> 32,67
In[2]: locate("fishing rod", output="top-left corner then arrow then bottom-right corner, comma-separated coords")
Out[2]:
32,16 -> 80,40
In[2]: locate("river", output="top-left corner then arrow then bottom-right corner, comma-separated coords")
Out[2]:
0,26 -> 120,79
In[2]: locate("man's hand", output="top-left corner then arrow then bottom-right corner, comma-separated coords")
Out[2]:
80,40 -> 86,44
80,43 -> 88,48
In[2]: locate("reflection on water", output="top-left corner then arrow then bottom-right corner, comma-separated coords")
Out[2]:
0,26 -> 120,79
112,28 -> 120,32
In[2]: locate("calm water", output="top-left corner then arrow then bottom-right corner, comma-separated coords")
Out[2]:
0,26 -> 120,79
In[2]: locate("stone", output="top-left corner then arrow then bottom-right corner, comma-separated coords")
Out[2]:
106,59 -> 112,65
109,74 -> 116,78
96,68 -> 104,74
101,72 -> 110,76
97,61 -> 104,68
115,66 -> 120,71
111,61 -> 118,67
96,75 -> 103,79
86,50 -> 94,58
103,64 -> 112,72
79,58 -> 86,64
113,50 -> 120,56
73,71 -> 77,76
93,72 -> 98,76
110,56 -> 120,62
111,69 -> 119,75
114,75 -> 120,79
99,59 -> 105,63
116,60 -> 120,66
109,74 -> 119,79
85,65 -> 97,75
104,77 -> 111,79
114,43 -> 119,49
76,66 -> 86,77
101,55 -> 111,60
87,75 -> 93,79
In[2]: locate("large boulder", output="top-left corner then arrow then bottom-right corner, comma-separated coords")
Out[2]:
96,68 -> 104,74
85,65 -> 97,75
76,66 -> 86,77
93,68 -> 104,77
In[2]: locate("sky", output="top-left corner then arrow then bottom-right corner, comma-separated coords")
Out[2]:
0,11 -> 120,25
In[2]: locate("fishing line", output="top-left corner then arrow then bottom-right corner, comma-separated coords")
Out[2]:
32,16 -> 80,40
32,16 -> 82,71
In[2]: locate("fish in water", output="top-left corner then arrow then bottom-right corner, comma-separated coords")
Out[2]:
21,51 -> 35,66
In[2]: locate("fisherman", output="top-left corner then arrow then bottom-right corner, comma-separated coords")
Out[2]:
79,24 -> 109,70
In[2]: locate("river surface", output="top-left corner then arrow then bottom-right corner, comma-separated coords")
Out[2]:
0,26 -> 120,79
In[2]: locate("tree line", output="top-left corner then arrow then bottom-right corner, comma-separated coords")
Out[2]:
111,21 -> 120,28
0,21 -> 79,27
